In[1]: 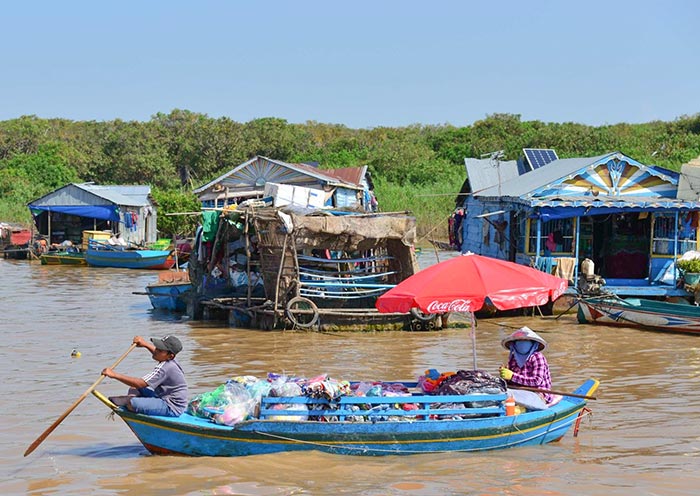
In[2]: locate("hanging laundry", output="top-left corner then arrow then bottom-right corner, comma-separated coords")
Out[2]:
131,212 -> 138,232
201,211 -> 219,242
124,212 -> 133,230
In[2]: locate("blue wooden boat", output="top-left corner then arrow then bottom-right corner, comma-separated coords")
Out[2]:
86,245 -> 175,270
578,294 -> 700,334
145,281 -> 192,311
92,379 -> 598,457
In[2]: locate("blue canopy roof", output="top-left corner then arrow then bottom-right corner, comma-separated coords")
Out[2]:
28,204 -> 120,221
537,204 -> 697,222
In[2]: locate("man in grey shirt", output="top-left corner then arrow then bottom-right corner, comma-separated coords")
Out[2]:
103,335 -> 188,416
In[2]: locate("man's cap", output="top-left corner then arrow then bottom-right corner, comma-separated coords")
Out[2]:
151,335 -> 182,355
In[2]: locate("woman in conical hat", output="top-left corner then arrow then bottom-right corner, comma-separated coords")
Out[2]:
499,326 -> 553,409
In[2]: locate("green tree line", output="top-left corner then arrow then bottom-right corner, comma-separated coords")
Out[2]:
2,111 -> 700,240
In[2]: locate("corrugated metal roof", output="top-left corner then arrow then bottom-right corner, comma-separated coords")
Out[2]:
475,153 -> 614,197
464,158 -> 520,193
290,161 -> 362,188
29,183 -> 151,207
77,183 -> 151,206
677,160 -> 700,200
320,165 -> 368,187
193,156 -> 362,194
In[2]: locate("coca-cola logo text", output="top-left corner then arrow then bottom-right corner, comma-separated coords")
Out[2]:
426,299 -> 474,313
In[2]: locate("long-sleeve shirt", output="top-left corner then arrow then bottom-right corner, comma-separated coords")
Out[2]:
506,351 -> 553,403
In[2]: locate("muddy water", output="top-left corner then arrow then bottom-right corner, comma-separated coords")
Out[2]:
2,254 -> 700,495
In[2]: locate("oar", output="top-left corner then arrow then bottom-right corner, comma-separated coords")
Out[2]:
24,343 -> 137,457
509,385 -> 597,400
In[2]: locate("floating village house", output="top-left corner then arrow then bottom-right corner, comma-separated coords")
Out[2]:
187,156 -> 423,331
459,149 -> 700,297
193,155 -> 377,211
28,183 -> 158,247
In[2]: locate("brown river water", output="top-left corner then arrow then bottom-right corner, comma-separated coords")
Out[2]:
2,251 -> 700,495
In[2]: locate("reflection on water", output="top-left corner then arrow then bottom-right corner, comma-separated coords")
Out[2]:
3,256 -> 700,495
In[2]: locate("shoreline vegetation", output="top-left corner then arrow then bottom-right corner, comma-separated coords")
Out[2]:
2,111 -> 699,240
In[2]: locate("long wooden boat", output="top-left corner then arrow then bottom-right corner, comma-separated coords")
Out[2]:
85,246 -> 175,270
40,251 -> 87,266
577,294 -> 700,334
92,379 -> 598,457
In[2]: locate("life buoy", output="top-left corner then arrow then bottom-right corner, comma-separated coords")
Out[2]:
285,296 -> 319,329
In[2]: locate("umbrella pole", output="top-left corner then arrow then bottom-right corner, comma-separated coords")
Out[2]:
470,312 -> 477,369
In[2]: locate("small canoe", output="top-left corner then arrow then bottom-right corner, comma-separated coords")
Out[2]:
93,379 -> 598,457
577,295 -> 700,334
40,251 -> 87,266
145,282 -> 192,311
85,246 -> 175,270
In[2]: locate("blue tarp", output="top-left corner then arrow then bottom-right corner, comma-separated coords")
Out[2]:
28,204 -> 120,221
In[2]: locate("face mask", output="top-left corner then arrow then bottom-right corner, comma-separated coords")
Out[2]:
513,340 -> 535,354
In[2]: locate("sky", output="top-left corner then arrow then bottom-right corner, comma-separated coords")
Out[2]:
1,0 -> 698,129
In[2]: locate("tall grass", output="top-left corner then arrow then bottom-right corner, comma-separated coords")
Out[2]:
0,201 -> 32,227
374,176 -> 463,245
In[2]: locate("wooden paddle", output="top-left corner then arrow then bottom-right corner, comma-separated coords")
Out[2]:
509,384 -> 597,400
23,343 -> 137,457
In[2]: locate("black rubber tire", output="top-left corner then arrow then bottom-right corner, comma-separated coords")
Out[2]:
410,307 -> 436,322
285,297 -> 319,328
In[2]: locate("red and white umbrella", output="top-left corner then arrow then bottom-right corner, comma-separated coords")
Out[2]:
376,252 -> 568,368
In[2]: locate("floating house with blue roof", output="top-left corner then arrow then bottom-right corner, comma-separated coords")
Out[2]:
460,149 -> 700,297
28,183 -> 158,246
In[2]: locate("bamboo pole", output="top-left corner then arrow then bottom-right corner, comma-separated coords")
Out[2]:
273,233 -> 289,319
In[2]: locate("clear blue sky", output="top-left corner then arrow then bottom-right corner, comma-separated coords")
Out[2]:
2,0 -> 698,129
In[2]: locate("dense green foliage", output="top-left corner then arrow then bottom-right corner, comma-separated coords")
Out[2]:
150,188 -> 202,237
2,111 -> 700,239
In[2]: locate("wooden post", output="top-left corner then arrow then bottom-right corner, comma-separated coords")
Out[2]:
245,210 -> 251,306
274,233 -> 289,318
173,233 -> 179,270
291,234 -> 301,298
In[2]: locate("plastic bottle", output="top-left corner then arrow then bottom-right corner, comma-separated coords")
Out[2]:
505,395 -> 516,416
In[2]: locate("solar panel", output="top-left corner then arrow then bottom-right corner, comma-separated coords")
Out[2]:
523,148 -> 558,170
516,158 -> 530,175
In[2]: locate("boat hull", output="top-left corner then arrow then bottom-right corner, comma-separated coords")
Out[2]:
578,296 -> 700,334
146,282 -> 192,311
85,248 -> 175,270
96,379 -> 598,457
40,252 -> 87,266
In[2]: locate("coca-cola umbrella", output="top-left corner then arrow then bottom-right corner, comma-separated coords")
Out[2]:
375,252 -> 568,369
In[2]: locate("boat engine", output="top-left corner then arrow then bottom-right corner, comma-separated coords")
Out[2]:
578,258 -> 606,295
